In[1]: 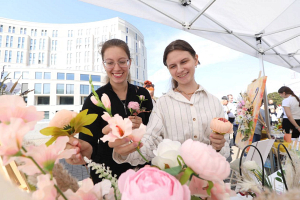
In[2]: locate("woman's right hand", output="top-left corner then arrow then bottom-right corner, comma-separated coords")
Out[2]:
108,137 -> 142,157
65,137 -> 93,165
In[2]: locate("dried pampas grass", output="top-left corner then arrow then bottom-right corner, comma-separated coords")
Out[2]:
52,163 -> 79,192
255,189 -> 300,200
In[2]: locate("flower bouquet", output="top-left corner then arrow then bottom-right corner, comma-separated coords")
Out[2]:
235,92 -> 254,142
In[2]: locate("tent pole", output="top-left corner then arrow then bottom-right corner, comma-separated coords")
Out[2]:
189,0 -> 216,26
263,33 -> 300,53
257,38 -> 275,173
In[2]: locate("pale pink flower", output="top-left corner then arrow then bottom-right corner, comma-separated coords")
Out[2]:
90,95 -> 99,106
101,93 -> 111,109
61,178 -> 111,200
118,166 -> 190,200
48,109 -> 78,129
100,114 -> 132,143
18,136 -> 76,175
180,139 -> 230,182
128,123 -> 146,142
0,95 -> 44,130
0,118 -> 32,165
32,174 -> 57,200
189,176 -> 209,199
139,95 -> 145,101
101,112 -> 112,122
209,181 -> 235,200
128,101 -> 140,110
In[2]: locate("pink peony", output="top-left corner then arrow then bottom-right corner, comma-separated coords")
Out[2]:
90,96 -> 99,106
209,181 -> 235,200
0,118 -> 32,165
18,136 -> 76,175
189,176 -> 210,199
48,109 -> 78,129
100,114 -> 132,143
128,101 -> 140,110
180,139 -> 230,182
101,93 -> 111,109
32,174 -> 57,200
118,166 -> 190,200
0,95 -> 44,130
128,123 -> 146,142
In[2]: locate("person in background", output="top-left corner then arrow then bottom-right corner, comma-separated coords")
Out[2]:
252,102 -> 266,143
143,80 -> 156,105
278,86 -> 300,138
227,94 -> 238,146
221,96 -> 229,120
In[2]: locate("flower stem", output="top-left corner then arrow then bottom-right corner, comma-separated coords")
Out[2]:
136,144 -> 149,163
22,146 -> 68,200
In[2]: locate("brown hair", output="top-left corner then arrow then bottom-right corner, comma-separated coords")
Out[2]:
163,40 -> 199,89
99,39 -> 131,83
278,86 -> 300,106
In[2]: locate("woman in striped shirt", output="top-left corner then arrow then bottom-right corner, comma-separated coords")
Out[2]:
110,40 -> 230,166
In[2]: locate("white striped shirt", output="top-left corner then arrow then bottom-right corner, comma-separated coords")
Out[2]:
113,85 -> 230,166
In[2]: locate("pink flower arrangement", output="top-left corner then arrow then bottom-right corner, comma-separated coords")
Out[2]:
180,139 -> 230,182
118,166 -> 190,200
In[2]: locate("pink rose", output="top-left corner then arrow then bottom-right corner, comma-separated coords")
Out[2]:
139,95 -> 145,101
180,139 -> 230,182
127,101 -> 140,110
48,109 -> 78,129
118,166 -> 190,200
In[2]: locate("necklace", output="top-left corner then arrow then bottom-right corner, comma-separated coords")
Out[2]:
175,85 -> 199,96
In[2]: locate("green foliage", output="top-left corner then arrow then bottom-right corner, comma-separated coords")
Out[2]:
162,165 -> 182,176
268,92 -> 283,105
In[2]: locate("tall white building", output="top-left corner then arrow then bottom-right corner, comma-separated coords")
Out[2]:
0,17 -> 148,122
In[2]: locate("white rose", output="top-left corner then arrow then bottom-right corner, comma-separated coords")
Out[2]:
151,139 -> 181,170
242,160 -> 260,171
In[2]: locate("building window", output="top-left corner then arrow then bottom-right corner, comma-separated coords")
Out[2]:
0,25 -> 3,32
41,30 -> 44,36
66,73 -> 74,80
42,39 -> 45,50
10,36 -> 13,47
31,29 -> 34,36
29,53 -> 32,64
32,53 -> 36,64
22,71 -> 29,79
8,26 -> 11,33
80,74 -> 89,81
59,97 -> 74,105
34,29 -> 37,36
126,36 -> 128,44
20,52 -> 24,63
56,84 -> 64,94
6,36 -> 9,47
91,75 -> 101,82
37,97 -> 50,105
44,111 -> 49,119
44,72 -> 51,79
30,39 -> 33,50
43,83 -> 50,94
20,28 -> 23,34
16,51 -> 20,63
136,43 -> 138,53
94,85 -> 101,90
45,30 -> 47,36
136,55 -> 138,66
21,83 -> 28,93
24,28 -> 27,34
80,84 -> 89,94
4,50 -> 8,62
0,35 -> 2,47
57,73 -> 65,80
33,39 -> 36,50
21,37 -> 25,49
136,68 -> 139,79
14,71 -> 21,79
8,51 -> 12,63
126,27 -> 128,33
66,84 -> 74,94
18,37 -> 21,48
39,39 -> 42,50
81,96 -> 87,105
12,27 -> 15,33
34,83 -> 42,94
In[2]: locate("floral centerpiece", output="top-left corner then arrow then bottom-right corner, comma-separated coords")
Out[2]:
235,92 -> 254,142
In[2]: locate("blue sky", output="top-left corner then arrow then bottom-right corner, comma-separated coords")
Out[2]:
0,0 -> 298,99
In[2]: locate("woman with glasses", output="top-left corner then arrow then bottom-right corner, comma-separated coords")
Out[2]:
65,39 -> 153,184
109,39 -> 230,166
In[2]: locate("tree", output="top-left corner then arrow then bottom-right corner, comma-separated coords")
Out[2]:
268,92 -> 283,105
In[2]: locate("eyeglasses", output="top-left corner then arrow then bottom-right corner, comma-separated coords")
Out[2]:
103,59 -> 130,69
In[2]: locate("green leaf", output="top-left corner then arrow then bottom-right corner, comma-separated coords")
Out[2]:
206,180 -> 214,196
275,177 -> 283,183
179,167 -> 194,185
45,136 -> 58,146
77,126 -> 93,137
163,165 -> 182,176
277,171 -> 282,177
191,196 -> 202,200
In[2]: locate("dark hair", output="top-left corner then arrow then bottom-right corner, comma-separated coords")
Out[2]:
163,40 -> 200,89
221,96 -> 228,100
99,39 -> 131,83
278,86 -> 300,106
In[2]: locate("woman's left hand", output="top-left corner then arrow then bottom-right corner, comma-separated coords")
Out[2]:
209,132 -> 226,151
128,116 -> 142,129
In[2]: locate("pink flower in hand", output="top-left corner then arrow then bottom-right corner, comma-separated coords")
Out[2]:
180,139 -> 230,182
118,166 -> 190,200
128,101 -> 140,111
101,112 -> 112,122
128,123 -> 146,142
0,95 -> 44,130
32,174 -> 57,200
101,93 -> 111,109
48,109 -> 78,129
18,136 -> 76,175
61,178 -> 111,200
0,118 -> 32,165
100,114 -> 132,143
90,95 -> 99,106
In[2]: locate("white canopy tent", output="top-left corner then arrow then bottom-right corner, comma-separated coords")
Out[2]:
81,0 -> 300,162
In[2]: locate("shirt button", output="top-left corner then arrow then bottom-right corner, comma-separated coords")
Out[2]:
193,118 -> 196,121
194,135 -> 197,139
190,104 -> 193,106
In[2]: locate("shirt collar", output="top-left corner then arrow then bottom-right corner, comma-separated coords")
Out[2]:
165,84 -> 207,103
